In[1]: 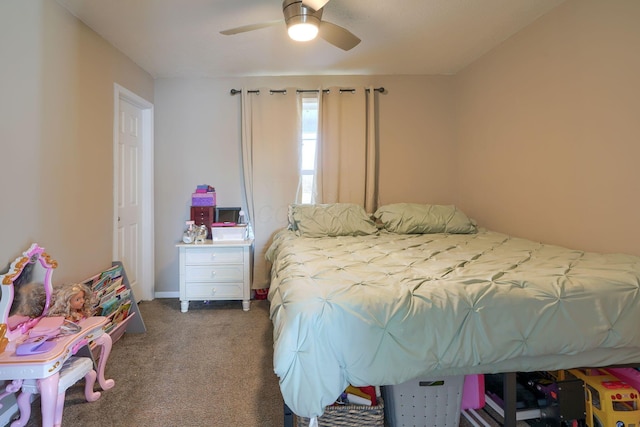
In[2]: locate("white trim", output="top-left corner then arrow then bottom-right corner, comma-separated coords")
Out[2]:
154,291 -> 180,299
113,83 -> 155,301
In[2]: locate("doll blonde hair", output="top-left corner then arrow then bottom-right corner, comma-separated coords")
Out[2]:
48,282 -> 93,319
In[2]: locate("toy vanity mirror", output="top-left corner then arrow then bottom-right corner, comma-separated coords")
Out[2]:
0,243 -> 56,347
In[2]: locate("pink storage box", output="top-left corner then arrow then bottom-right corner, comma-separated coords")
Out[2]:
461,374 -> 485,410
191,192 -> 216,206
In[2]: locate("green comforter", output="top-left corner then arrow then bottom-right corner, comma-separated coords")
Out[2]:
266,229 -> 640,418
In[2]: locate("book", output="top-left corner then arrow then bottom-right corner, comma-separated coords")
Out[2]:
99,289 -> 117,307
91,275 -> 112,292
345,385 -> 377,406
99,264 -> 123,280
100,297 -> 121,317
104,277 -> 124,294
346,393 -> 371,406
111,301 -> 132,325
100,284 -> 132,318
359,385 -> 377,405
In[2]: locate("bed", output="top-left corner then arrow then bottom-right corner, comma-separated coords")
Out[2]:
266,203 -> 640,425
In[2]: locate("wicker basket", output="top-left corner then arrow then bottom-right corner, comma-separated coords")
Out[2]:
295,396 -> 385,427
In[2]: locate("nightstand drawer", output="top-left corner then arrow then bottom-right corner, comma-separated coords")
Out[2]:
185,283 -> 243,299
185,247 -> 244,264
184,265 -> 244,282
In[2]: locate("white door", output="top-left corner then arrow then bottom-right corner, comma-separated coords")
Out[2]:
117,98 -> 142,299
114,85 -> 154,301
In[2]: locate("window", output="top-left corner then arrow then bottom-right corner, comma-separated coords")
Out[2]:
299,94 -> 319,204
587,385 -> 601,410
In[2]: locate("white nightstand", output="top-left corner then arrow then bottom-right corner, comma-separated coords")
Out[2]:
176,239 -> 253,312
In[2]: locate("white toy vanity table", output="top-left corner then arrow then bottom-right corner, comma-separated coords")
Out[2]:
0,244 -> 114,427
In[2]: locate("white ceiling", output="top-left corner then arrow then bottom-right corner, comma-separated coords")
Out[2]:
56,0 -> 566,79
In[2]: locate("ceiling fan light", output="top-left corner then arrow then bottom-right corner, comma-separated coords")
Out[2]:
288,22 -> 319,41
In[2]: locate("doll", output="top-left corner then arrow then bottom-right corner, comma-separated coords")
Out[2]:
48,282 -> 93,322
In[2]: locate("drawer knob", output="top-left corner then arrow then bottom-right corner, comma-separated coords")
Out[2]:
211,288 -> 216,295
210,254 -> 216,260
210,271 -> 216,277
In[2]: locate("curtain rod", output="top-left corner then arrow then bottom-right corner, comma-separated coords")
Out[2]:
229,87 -> 385,95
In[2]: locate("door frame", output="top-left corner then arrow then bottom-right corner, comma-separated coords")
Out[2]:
113,83 -> 155,301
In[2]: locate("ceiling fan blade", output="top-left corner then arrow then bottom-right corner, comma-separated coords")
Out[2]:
301,0 -> 330,11
319,21 -> 361,51
220,20 -> 282,36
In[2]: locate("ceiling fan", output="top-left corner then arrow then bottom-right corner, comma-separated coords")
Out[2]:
220,0 -> 361,51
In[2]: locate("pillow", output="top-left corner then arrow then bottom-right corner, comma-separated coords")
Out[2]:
288,203 -> 378,237
374,203 -> 477,234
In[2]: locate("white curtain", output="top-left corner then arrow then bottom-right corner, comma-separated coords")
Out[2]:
240,88 -> 300,289
315,87 -> 379,213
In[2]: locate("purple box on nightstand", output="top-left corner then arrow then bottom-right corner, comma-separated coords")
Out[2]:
191,192 -> 216,206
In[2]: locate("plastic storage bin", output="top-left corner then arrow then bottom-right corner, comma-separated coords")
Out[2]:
211,225 -> 247,241
383,375 -> 464,427
461,374 -> 485,410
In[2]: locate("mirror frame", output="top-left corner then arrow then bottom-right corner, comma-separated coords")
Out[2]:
0,243 -> 57,345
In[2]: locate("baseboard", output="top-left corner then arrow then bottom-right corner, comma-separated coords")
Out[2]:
153,291 -> 179,298
152,291 -> 258,300
152,291 -> 260,300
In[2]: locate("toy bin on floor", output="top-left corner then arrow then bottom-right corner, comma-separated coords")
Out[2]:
461,374 -> 485,410
295,397 -> 385,427
383,375 -> 465,427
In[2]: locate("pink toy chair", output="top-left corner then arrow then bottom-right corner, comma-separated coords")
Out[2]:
10,356 -> 101,427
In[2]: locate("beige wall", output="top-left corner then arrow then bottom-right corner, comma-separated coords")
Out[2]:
455,0 -> 640,256
153,75 -> 457,293
0,2 -> 153,419
0,1 -> 153,283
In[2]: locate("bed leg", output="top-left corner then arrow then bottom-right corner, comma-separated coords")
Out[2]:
503,372 -> 517,427
284,402 -> 294,427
